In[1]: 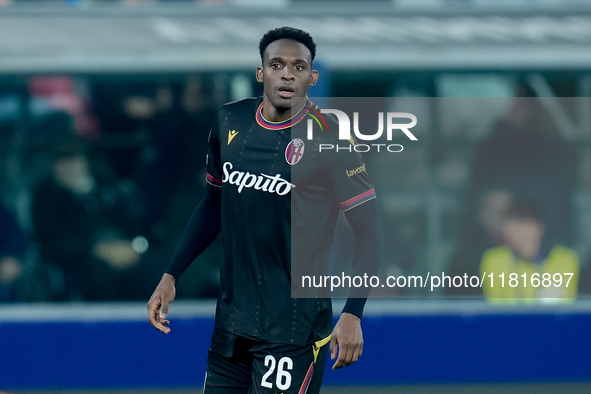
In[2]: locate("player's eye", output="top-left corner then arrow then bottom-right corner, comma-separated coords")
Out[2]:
295,65 -> 304,71
271,63 -> 282,69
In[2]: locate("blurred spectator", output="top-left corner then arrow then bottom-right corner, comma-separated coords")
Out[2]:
90,79 -> 222,298
135,83 -> 200,229
446,87 -> 576,295
28,77 -> 100,140
91,80 -> 211,227
0,200 -> 26,302
151,79 -> 221,298
469,91 -> 575,246
31,141 -> 156,301
480,199 -> 579,303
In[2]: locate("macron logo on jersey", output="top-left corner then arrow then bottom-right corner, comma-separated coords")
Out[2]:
228,129 -> 238,145
222,162 -> 294,195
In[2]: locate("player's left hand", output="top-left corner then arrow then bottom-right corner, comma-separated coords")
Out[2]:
330,312 -> 363,370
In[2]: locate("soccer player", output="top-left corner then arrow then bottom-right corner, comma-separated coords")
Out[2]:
147,26 -> 384,393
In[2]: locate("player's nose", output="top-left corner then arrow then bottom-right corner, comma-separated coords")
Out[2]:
281,66 -> 295,80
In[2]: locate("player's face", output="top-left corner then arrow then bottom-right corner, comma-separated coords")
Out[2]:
256,39 -> 318,111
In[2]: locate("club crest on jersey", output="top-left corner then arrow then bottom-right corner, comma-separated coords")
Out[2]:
285,138 -> 305,165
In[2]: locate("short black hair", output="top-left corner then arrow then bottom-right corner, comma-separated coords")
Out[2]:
259,26 -> 316,63
506,199 -> 544,223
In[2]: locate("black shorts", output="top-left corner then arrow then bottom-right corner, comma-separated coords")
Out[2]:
204,327 -> 330,394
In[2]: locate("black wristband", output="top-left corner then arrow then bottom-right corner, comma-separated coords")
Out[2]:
342,298 -> 367,320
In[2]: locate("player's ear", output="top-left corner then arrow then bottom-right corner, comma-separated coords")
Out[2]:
308,70 -> 319,87
256,67 -> 264,83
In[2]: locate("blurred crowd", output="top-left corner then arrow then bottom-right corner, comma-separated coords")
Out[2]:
0,75 -> 224,302
0,75 -> 590,303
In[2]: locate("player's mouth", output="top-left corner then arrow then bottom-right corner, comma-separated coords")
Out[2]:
278,85 -> 295,99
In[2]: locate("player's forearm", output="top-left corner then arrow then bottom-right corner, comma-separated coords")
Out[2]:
342,198 -> 384,319
165,185 -> 222,281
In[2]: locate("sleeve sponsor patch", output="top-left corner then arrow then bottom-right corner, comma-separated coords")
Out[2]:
345,164 -> 366,177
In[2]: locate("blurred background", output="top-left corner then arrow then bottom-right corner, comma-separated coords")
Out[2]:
1,0 -> 591,392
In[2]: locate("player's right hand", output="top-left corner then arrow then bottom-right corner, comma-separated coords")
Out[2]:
147,273 -> 176,334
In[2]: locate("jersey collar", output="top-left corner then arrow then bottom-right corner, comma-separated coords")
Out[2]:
256,98 -> 313,130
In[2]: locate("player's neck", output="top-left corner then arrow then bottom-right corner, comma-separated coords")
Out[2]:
261,96 -> 307,123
